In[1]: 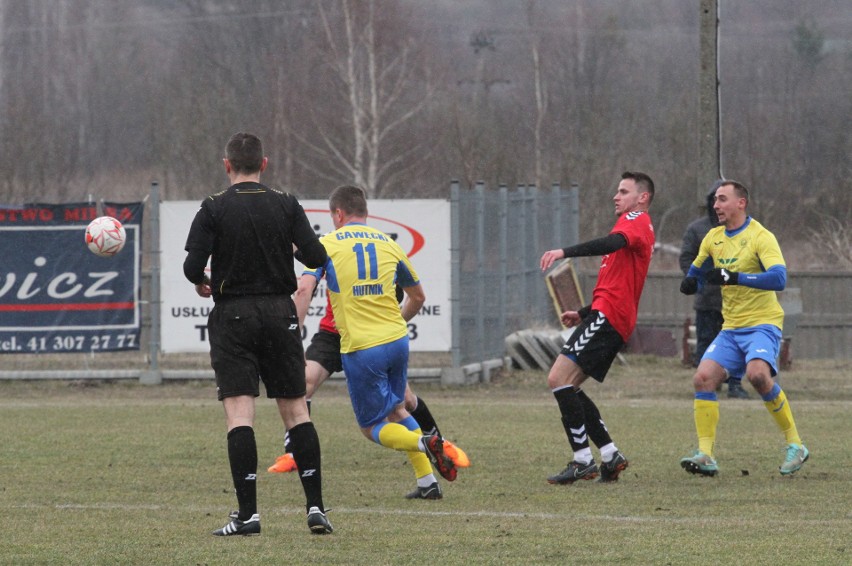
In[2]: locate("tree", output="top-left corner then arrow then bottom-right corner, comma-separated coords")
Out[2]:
294,0 -> 434,197
526,0 -> 549,189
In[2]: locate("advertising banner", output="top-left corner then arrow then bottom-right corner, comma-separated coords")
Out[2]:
161,198 -> 451,353
0,202 -> 143,353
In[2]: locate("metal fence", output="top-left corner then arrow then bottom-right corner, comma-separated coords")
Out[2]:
450,182 -> 852,367
450,181 -> 851,363
2,183 -> 849,381
576,271 -> 852,360
450,181 -> 579,366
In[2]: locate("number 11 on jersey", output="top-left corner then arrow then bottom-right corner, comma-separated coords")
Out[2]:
353,242 -> 378,280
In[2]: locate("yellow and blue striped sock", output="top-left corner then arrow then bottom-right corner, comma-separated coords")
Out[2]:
372,421 -> 421,452
374,418 -> 432,479
762,383 -> 802,445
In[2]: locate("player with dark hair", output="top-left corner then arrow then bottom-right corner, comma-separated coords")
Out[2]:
183,132 -> 333,536
539,171 -> 656,484
315,185 -> 469,498
679,180 -> 808,476
679,180 -> 749,398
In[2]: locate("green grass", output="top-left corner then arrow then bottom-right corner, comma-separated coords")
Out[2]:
1,358 -> 850,565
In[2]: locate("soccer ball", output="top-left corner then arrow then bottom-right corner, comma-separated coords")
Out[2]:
85,216 -> 126,257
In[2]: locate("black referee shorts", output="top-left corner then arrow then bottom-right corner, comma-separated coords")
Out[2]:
208,295 -> 306,400
560,310 -> 625,382
305,329 -> 343,374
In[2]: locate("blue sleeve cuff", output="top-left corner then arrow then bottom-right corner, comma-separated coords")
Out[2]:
739,265 -> 786,291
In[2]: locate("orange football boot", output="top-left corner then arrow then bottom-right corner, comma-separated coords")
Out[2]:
267,453 -> 298,473
442,439 -> 471,468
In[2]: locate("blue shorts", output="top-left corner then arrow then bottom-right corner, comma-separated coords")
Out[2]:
702,325 -> 781,379
341,336 -> 409,428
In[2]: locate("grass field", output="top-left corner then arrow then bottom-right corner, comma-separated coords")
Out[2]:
2,358 -> 850,565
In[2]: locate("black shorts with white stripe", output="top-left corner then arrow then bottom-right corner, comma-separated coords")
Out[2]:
560,310 -> 624,382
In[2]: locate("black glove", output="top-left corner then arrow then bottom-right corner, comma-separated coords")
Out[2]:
680,276 -> 698,295
706,268 -> 739,285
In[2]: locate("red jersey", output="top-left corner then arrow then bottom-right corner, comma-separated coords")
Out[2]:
590,210 -> 655,341
304,268 -> 338,335
318,293 -> 338,334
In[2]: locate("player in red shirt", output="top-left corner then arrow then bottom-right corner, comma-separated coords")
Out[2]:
539,171 -> 656,485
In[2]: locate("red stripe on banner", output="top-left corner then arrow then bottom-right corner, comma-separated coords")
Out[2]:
0,302 -> 135,312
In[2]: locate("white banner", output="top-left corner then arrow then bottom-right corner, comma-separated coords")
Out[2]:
160,199 -> 451,353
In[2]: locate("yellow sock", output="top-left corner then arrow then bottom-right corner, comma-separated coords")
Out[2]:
377,420 -> 433,478
407,451 -> 434,479
763,388 -> 802,445
694,398 -> 719,457
376,422 -> 421,452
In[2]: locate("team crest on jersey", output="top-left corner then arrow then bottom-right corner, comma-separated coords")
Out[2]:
626,211 -> 644,220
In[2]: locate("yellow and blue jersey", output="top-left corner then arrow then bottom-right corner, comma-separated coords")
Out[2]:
693,217 -> 785,331
320,223 -> 419,353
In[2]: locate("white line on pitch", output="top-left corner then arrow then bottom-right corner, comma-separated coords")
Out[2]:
10,502 -> 849,526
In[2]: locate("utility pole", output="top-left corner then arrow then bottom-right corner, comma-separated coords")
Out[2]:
698,0 -> 720,203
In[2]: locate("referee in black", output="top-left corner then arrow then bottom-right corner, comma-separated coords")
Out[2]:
183,132 -> 332,536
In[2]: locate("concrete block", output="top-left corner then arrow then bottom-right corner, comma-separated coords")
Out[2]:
139,370 -> 162,385
516,329 -> 553,369
504,332 -> 537,370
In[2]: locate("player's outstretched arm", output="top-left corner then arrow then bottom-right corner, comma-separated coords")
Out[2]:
541,234 -> 627,271
540,249 -> 566,271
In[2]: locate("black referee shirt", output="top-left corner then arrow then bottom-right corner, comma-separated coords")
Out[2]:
183,182 -> 326,301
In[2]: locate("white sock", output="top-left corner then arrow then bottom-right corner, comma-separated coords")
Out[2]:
600,443 -> 618,463
574,448 -> 593,464
417,473 -> 438,488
